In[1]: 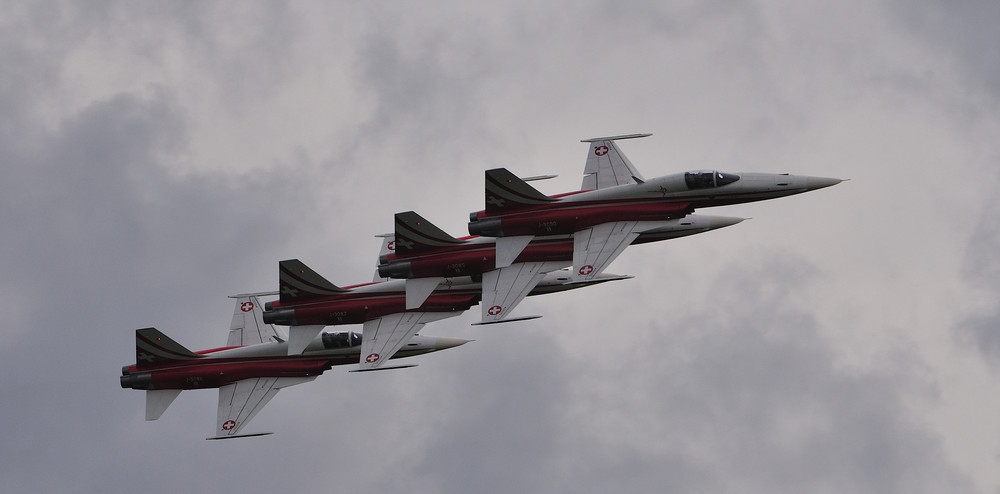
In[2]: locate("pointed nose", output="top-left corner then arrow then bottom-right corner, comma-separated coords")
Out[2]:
805,176 -> 843,191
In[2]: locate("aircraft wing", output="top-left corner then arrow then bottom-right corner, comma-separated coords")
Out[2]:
479,261 -> 568,324
212,376 -> 316,439
227,293 -> 284,346
572,221 -> 675,282
581,134 -> 650,190
373,233 -> 395,282
359,312 -> 460,370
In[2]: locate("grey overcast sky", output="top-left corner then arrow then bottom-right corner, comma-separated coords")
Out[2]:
2,1 -> 999,492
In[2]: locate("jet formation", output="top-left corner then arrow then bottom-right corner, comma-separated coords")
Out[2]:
120,133 -> 842,438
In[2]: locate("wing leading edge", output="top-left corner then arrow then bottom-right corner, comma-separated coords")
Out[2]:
212,376 -> 316,439
359,312 -> 461,370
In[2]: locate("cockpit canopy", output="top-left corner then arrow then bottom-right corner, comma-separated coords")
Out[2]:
322,331 -> 362,349
684,171 -> 740,189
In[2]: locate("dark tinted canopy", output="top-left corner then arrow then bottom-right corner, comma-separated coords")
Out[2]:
684,171 -> 740,189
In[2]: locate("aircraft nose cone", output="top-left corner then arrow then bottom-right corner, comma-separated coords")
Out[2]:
805,176 -> 843,191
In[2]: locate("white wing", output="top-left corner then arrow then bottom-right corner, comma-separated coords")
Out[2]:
373,233 -> 394,282
572,221 -> 674,282
227,293 -> 284,346
359,312 -> 460,370
581,134 -> 650,190
479,261 -> 568,323
213,376 -> 316,438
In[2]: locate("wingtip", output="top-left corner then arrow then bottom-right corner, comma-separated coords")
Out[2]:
206,432 -> 274,440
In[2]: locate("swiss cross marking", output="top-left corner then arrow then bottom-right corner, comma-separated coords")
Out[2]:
595,145 -> 609,156
488,305 -> 503,316
395,238 -> 415,250
487,195 -> 506,208
241,301 -> 254,312
137,352 -> 155,363
366,353 -> 380,363
222,420 -> 236,431
579,264 -> 595,276
387,240 -> 395,251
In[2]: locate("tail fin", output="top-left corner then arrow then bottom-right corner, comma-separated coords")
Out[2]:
278,259 -> 348,304
394,211 -> 464,257
581,133 -> 649,190
135,328 -> 202,369
485,168 -> 555,214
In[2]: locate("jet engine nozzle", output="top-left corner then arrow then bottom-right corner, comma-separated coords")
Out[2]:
262,308 -> 295,325
120,371 -> 153,390
377,260 -> 413,279
467,216 -> 502,236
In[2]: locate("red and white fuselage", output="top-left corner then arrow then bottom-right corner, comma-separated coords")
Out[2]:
468,170 -> 842,238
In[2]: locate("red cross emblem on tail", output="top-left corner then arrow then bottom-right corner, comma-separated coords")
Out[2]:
488,305 -> 503,316
594,145 -> 609,156
241,301 -> 254,312
578,265 -> 594,276
366,353 -> 380,363
222,420 -> 236,431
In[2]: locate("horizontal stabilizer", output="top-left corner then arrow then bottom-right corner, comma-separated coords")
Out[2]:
406,277 -> 443,309
287,325 -> 325,355
145,389 -> 182,421
206,432 -> 274,440
349,364 -> 418,373
495,235 -> 533,268
471,315 -> 542,326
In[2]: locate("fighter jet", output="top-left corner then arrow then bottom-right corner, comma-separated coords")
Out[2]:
377,211 -> 742,323
263,255 -> 635,355
120,293 -> 468,439
467,134 -> 842,281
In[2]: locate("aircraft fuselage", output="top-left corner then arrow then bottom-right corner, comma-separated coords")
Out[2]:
120,332 -> 463,391
468,171 -> 841,237
380,215 -> 742,279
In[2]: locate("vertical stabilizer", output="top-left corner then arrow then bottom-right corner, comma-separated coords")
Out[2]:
484,168 -> 555,214
278,259 -> 348,304
145,389 -> 182,421
135,328 -> 202,369
394,211 -> 464,257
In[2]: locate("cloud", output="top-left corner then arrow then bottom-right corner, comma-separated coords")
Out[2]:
1,1 -> 998,492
